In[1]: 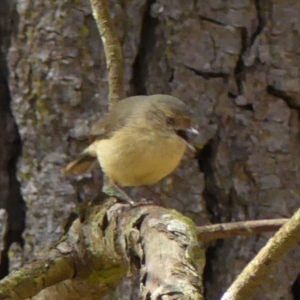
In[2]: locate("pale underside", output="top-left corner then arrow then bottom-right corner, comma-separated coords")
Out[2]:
88,126 -> 187,186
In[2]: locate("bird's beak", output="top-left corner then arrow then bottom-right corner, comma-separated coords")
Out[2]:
175,127 -> 198,142
185,127 -> 199,135
175,127 -> 199,153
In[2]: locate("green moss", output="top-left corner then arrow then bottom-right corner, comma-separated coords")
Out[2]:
27,27 -> 35,40
167,210 -> 206,266
20,171 -> 31,181
19,151 -> 35,180
295,187 -> 300,197
80,25 -> 89,38
8,250 -> 15,258
108,293 -> 123,300
73,0 -> 81,6
56,16 -> 64,26
87,265 -> 127,284
166,45 -> 174,58
36,98 -> 51,116
31,80 -> 53,121
168,208 -> 197,230
194,143 -> 204,150
22,150 -> 32,161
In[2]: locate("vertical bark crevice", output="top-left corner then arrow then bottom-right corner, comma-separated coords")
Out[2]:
233,0 -> 269,98
233,27 -> 248,96
197,138 -> 227,223
0,0 -> 25,279
202,239 -> 223,298
291,273 -> 300,300
130,0 -> 158,95
250,0 -> 269,46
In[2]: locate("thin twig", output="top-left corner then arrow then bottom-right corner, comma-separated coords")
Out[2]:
90,0 -> 125,108
197,219 -> 288,242
221,209 -> 300,300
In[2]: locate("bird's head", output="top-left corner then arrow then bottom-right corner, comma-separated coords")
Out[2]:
146,95 -> 198,144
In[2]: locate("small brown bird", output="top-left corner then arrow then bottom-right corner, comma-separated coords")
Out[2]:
63,94 -> 198,205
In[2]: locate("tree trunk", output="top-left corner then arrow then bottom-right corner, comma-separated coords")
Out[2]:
0,0 -> 26,280
1,0 -> 300,299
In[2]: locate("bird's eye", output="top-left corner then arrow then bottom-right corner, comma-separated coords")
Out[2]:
166,116 -> 175,125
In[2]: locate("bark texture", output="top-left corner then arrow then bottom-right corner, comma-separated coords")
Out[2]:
2,0 -> 300,299
0,0 -> 25,279
0,198 -> 204,300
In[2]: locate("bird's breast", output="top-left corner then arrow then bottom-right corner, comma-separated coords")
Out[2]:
93,127 -> 187,186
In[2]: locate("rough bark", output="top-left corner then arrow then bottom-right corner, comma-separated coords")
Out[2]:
2,0 -> 300,299
0,198 -> 205,300
0,0 -> 25,279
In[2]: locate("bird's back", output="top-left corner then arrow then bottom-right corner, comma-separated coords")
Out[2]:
89,95 -> 153,141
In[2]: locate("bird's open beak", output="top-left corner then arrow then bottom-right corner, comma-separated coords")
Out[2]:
185,127 -> 199,135
176,127 -> 198,142
175,127 -> 198,152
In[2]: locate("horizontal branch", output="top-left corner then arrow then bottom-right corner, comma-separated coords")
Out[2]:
197,219 -> 288,242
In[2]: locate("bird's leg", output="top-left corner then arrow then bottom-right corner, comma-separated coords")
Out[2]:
101,176 -> 136,205
110,181 -> 136,206
111,182 -> 154,207
103,177 -> 154,207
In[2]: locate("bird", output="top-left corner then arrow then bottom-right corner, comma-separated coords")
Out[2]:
62,94 -> 198,205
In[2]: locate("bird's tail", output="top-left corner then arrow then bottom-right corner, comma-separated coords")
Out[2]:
62,152 -> 97,175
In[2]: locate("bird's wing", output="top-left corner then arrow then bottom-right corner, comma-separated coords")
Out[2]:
89,95 -> 149,142
89,115 -> 118,142
89,105 -> 131,142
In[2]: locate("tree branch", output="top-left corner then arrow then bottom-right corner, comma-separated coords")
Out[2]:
139,209 -> 204,299
197,219 -> 288,242
0,196 -> 292,300
221,209 -> 300,300
0,198 -> 205,300
0,246 -> 74,300
90,0 -> 125,107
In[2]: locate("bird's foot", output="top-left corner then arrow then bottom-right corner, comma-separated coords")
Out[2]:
129,198 -> 154,207
110,182 -> 155,207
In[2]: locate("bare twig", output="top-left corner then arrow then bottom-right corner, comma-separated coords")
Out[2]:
221,209 -> 300,300
197,219 -> 288,242
90,0 -> 125,107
